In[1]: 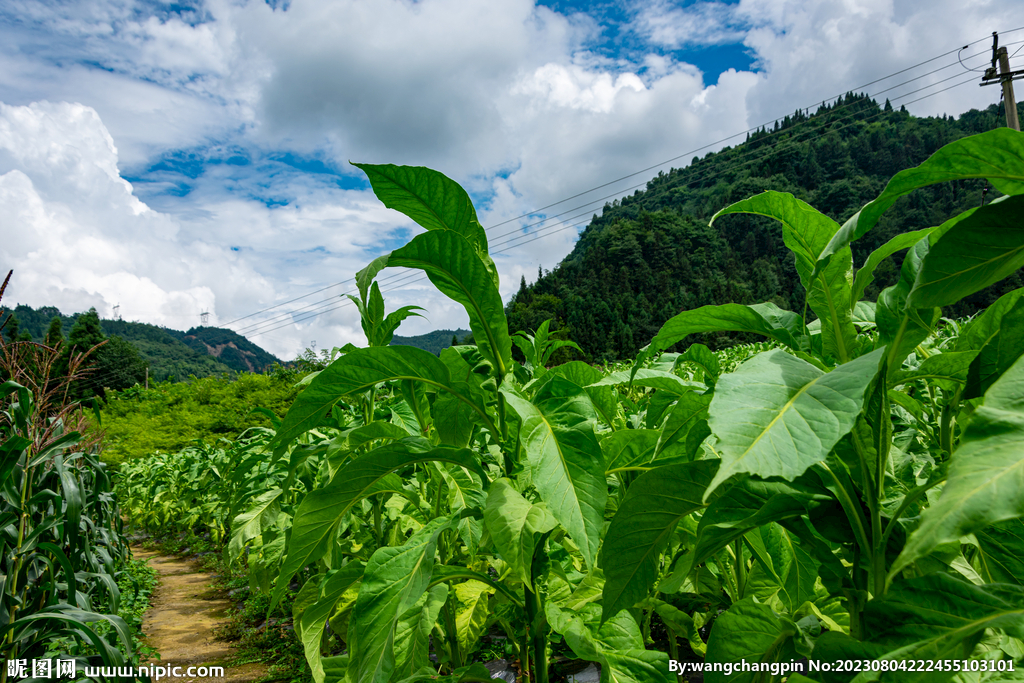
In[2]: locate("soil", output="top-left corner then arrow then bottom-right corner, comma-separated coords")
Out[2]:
132,546 -> 268,683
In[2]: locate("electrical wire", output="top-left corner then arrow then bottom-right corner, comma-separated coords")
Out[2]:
219,29 -> 1022,332
236,56 -> 987,339
243,71 -> 983,340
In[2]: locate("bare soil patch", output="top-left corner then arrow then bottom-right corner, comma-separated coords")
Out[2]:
133,546 -> 268,683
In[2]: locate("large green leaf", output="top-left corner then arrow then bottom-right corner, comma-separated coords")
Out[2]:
891,354 -> 1024,579
815,128 -> 1024,273
229,488 -> 284,563
875,236 -> 941,373
958,287 -> 1024,352
272,438 -> 483,611
632,302 -> 804,378
891,351 -> 976,388
748,523 -> 820,613
817,574 -> 1024,683
483,479 -> 557,586
706,348 -> 885,499
452,580 -> 493,657
676,342 -> 721,387
712,191 -> 840,288
590,369 -> 703,395
974,519 -> 1024,585
712,191 -> 856,362
600,460 -> 719,622
653,391 -> 712,464
547,361 -> 618,426
352,163 -> 491,263
851,227 -> 935,304
347,519 -> 449,683
685,479 -> 825,577
965,297 -> 1024,399
393,584 -> 449,679
601,429 -> 660,473
703,598 -> 800,683
546,603 -> 673,683
273,345 -> 496,455
500,380 -> 606,568
296,563 -> 365,683
388,230 -> 512,379
908,196 -> 1024,308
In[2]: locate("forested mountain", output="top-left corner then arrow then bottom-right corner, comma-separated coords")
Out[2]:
506,95 -> 1024,361
3,304 -> 280,380
391,328 -> 470,355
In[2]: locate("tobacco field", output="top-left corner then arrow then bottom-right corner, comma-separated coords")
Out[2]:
5,127 -> 1024,682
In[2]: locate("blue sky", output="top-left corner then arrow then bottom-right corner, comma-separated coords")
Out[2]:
0,0 -> 1020,358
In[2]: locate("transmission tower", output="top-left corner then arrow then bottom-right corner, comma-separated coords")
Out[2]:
113,304 -> 121,321
200,310 -> 210,324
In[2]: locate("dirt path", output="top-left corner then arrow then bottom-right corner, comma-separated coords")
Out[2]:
132,546 -> 268,683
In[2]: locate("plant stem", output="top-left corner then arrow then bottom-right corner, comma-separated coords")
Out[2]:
442,598 -> 463,669
666,626 -> 681,682
372,496 -> 383,548
733,539 -> 746,600
524,583 -> 548,683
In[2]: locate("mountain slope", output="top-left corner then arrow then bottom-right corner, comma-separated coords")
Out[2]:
391,328 -> 470,355
507,96 -> 1024,361
6,305 -> 280,380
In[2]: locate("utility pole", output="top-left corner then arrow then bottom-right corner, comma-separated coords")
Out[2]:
981,32 -> 1022,131
145,367 -> 149,390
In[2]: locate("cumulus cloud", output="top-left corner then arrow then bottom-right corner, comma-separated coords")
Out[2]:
0,0 -> 1020,359
0,102 -> 290,355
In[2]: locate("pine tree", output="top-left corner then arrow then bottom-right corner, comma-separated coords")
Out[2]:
45,316 -> 64,349
68,308 -> 105,353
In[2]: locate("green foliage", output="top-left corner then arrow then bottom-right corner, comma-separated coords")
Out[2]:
508,97 -> 1024,361
97,370 -> 300,465
118,131 -> 1024,682
0,347 -> 144,668
7,303 -> 281,381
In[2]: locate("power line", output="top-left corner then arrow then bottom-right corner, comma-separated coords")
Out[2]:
236,54 -> 985,339
220,30 -> 1020,334
245,67 -> 982,341
244,72 -> 983,339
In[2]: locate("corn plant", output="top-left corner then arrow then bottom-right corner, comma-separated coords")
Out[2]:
1,313 -> 137,675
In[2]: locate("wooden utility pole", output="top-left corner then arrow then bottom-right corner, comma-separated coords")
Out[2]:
981,32 -> 1022,131
145,367 -> 149,390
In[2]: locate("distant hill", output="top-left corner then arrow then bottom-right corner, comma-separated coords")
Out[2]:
167,326 -> 280,374
391,328 -> 470,356
5,305 -> 280,380
508,96 -> 1024,361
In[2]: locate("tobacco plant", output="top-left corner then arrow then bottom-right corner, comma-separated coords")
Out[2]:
134,128 -> 1024,683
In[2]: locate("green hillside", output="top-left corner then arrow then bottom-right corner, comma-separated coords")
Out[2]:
4,305 -> 279,380
390,328 -> 470,355
507,95 -> 1024,361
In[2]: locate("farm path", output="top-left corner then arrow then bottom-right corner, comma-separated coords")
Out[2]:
132,546 -> 267,683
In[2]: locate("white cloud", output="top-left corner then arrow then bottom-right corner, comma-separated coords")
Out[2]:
0,0 -> 1020,360
635,1 -> 748,48
0,102 -> 280,350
